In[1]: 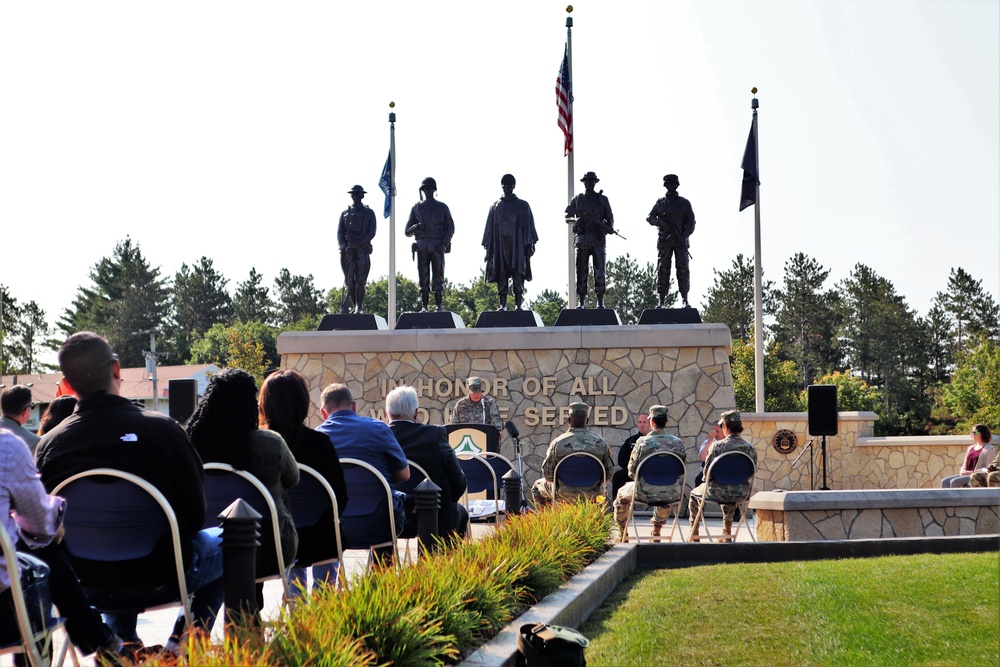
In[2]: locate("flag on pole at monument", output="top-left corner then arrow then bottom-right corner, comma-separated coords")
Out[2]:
739,121 -> 758,212
378,151 -> 393,219
556,45 -> 573,156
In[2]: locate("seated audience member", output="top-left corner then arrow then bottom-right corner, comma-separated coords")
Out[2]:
1,384 -> 41,453
694,421 -> 724,487
187,369 -> 299,607
969,449 -> 1000,488
259,369 -> 347,593
1,429 -> 136,661
386,385 -> 468,540
531,402 -> 615,509
316,384 -> 409,554
611,412 -> 649,498
613,405 -> 686,542
688,410 -> 757,543
35,332 -> 224,654
941,424 -> 995,488
37,395 -> 78,436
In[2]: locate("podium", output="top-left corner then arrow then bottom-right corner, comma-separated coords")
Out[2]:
446,423 -> 500,455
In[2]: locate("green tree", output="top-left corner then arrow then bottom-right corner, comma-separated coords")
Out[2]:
938,336 -> 1000,432
273,269 -> 325,327
803,370 -> 882,413
226,328 -> 267,385
189,321 -> 279,371
700,254 -> 774,342
921,304 -> 954,384
443,272 -> 498,327
169,257 -> 233,362
15,301 -> 54,374
934,267 -> 1000,356
730,338 -> 803,412
837,264 -> 931,435
234,267 -> 276,324
528,289 -> 567,327
772,253 -> 842,388
59,237 -> 170,367
603,254 -> 658,325
0,286 -> 22,373
329,274 -> 423,322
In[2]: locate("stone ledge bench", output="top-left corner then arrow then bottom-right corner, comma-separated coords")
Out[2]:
749,488 -> 1000,541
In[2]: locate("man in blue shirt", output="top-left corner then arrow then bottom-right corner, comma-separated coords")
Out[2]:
317,384 -> 409,555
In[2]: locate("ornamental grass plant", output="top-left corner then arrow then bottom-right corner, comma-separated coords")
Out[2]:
145,500 -> 612,666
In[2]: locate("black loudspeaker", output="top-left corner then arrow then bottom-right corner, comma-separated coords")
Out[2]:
808,384 -> 838,436
168,378 -> 199,423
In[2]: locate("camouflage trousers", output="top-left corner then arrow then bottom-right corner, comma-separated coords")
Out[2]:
688,483 -> 740,532
613,482 -> 671,527
530,478 -> 602,509
969,470 -> 1000,487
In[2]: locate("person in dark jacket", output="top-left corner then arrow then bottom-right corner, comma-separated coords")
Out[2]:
386,385 -> 468,539
259,369 -> 347,593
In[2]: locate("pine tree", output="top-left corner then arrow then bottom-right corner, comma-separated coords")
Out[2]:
934,267 -> 1000,356
233,268 -> 276,325
700,254 -> 774,342
59,237 -> 169,368
604,254 -> 658,325
169,257 -> 233,362
273,269 -> 325,327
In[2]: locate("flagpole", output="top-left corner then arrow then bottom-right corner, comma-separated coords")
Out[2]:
750,89 -> 764,413
388,103 -> 397,328
565,7 -> 576,308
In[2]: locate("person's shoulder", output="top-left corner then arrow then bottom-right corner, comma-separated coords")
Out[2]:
251,429 -> 287,447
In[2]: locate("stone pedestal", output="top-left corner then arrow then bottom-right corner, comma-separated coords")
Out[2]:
395,311 -> 465,329
474,310 -> 543,328
553,309 -> 621,326
317,313 -> 389,331
638,308 -> 702,325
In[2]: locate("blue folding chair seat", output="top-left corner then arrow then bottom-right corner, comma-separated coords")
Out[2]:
626,451 -> 686,543
688,451 -> 756,543
458,455 -> 500,529
338,458 -> 399,568
286,463 -> 344,587
553,452 -> 608,503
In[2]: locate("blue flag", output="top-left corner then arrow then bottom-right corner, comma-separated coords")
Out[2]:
739,122 -> 758,212
378,152 -> 392,218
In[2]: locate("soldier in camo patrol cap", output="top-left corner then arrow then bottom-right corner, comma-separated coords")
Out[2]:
613,404 -> 686,542
531,402 -> 614,508
449,376 -> 503,436
688,410 -> 757,542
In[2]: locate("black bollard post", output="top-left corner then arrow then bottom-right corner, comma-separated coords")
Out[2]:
413,477 -> 441,554
219,499 -> 261,627
503,469 -> 522,516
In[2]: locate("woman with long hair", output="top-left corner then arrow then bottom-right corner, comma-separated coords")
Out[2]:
37,395 -> 78,435
941,424 -> 995,488
259,369 -> 347,593
186,369 -> 299,600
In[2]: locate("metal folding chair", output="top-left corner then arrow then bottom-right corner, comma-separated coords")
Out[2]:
202,463 -> 292,598
458,455 -> 500,531
688,451 -> 756,543
397,460 -> 431,563
338,458 -> 399,569
0,523 -> 71,667
51,468 -> 195,632
626,451 -> 686,543
286,464 -> 344,589
552,451 -> 608,503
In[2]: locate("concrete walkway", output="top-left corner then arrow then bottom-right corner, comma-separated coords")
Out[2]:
3,516 -> 751,666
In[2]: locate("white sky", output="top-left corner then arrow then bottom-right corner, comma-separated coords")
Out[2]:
1,0 -> 997,329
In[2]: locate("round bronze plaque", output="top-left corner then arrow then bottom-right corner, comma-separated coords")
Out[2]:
771,429 -> 798,454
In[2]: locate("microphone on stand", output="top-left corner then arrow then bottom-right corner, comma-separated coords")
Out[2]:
791,438 -> 814,468
504,420 -> 520,439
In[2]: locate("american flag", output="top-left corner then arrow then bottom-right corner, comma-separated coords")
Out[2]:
556,45 -> 573,156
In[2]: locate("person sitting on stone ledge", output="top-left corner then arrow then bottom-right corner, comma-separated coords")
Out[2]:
613,405 -> 686,543
531,402 -> 614,509
941,424 -> 995,488
969,445 -> 1000,488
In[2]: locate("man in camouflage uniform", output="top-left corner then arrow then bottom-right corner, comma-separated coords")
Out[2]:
450,377 -> 503,435
531,402 -> 614,508
613,405 -> 686,542
688,410 -> 757,542
405,177 -> 455,312
646,174 -> 696,308
969,451 -> 1000,487
338,185 -> 377,314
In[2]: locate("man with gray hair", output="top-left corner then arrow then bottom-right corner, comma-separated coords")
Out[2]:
386,386 -> 468,539
1,384 -> 40,452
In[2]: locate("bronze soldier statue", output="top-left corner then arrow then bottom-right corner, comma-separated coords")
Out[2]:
338,184 -> 377,314
565,171 -> 616,308
647,174 -> 696,308
405,177 -> 455,312
483,174 -> 538,311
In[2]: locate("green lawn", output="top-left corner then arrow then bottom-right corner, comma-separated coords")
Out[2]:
579,552 -> 1000,666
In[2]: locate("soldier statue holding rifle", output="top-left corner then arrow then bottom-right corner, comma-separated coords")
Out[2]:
338,184 -> 378,314
405,177 -> 455,312
647,173 -> 696,308
565,171 -> 622,309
